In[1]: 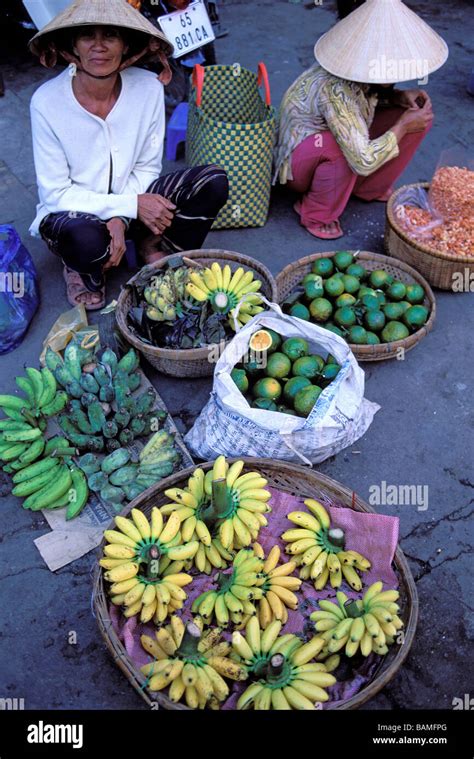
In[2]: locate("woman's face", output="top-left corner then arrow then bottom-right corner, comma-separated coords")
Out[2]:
73,26 -> 128,76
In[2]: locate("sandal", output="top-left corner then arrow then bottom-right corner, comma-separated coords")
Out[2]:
303,220 -> 344,240
63,266 -> 105,311
293,201 -> 343,239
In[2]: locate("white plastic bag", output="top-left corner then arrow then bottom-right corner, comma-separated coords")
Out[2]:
184,303 -> 380,465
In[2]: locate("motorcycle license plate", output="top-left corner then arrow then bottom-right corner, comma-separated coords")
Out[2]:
158,0 -> 215,59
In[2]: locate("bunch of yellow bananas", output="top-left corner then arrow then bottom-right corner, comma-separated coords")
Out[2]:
310,584 -> 403,658
232,618 -> 338,710
191,548 -> 266,626
281,499 -> 371,591
252,543 -> 302,628
140,617 -> 247,709
161,456 -> 272,558
185,262 -> 265,330
100,507 -> 197,623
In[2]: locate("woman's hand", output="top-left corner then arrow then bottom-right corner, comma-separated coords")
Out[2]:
394,89 -> 432,110
391,100 -> 433,142
137,194 -> 176,236
103,217 -> 127,270
399,100 -> 433,132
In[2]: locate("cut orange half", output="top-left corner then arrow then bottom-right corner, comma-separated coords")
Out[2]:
249,329 -> 272,353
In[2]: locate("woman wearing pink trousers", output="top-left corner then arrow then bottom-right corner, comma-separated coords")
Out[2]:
274,0 -> 448,240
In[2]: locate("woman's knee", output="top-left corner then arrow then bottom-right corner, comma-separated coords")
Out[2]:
205,165 -> 229,201
59,217 -> 110,264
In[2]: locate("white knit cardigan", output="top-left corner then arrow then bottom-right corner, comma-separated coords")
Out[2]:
29,66 -> 165,236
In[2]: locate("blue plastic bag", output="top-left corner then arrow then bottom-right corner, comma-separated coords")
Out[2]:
0,225 -> 40,354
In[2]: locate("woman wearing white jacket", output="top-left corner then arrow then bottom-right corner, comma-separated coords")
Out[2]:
29,0 -> 228,309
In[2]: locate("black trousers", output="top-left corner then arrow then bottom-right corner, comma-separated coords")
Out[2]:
39,164 -> 229,292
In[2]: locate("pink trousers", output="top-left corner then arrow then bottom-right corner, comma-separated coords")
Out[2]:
287,106 -> 433,227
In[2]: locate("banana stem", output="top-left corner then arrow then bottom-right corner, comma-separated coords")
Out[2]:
328,527 -> 345,549
268,654 -> 285,676
177,622 -> 202,658
344,600 -> 363,618
146,544 -> 161,580
211,292 -> 230,313
201,478 -> 231,525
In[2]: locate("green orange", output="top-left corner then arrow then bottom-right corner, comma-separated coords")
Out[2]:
342,274 -> 360,294
304,278 -> 324,301
292,355 -> 324,379
311,258 -> 334,277
324,276 -> 345,298
266,329 -> 282,354
320,363 -> 341,383
383,302 -> 405,321
252,377 -> 282,401
230,368 -> 249,393
365,331 -> 380,345
405,284 -> 425,304
309,298 -> 333,322
346,263 -> 367,280
403,305 -> 429,330
336,293 -> 357,308
334,251 -> 354,271
348,326 -> 368,344
387,281 -> 407,302
283,376 -> 312,404
334,307 -> 356,328
364,309 -> 386,333
381,321 -> 409,342
289,302 -> 310,321
294,385 -> 323,417
265,352 -> 292,379
369,270 -> 393,289
324,323 -> 343,337
281,337 -> 309,361
252,398 -> 278,411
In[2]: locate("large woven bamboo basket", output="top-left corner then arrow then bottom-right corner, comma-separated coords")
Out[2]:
93,458 -> 418,711
276,250 -> 436,362
385,183 -> 474,290
115,250 -> 278,378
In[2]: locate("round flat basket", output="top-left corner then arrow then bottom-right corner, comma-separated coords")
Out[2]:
276,250 -> 436,361
385,183 -> 474,290
115,249 -> 278,378
93,458 -> 418,711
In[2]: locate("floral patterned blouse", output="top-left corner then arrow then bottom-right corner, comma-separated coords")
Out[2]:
274,63 -> 399,184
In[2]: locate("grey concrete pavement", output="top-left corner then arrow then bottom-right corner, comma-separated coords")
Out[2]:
0,0 -> 473,710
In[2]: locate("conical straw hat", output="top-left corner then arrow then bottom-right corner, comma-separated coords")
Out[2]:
314,0 -> 448,84
29,0 -> 173,58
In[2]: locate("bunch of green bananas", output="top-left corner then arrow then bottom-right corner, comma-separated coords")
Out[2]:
78,430 -> 180,506
101,507 -> 198,623
48,346 -> 163,453
185,262 -> 265,330
191,548 -> 266,627
0,365 -> 68,426
281,498 -> 371,591
160,456 -> 272,562
1,433 -> 87,518
251,543 -> 302,628
310,584 -> 404,658
0,381 -> 89,518
232,618 -> 338,710
140,617 -> 247,709
144,266 -> 190,322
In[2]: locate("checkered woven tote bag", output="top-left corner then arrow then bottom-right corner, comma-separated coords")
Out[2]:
186,62 -> 276,229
